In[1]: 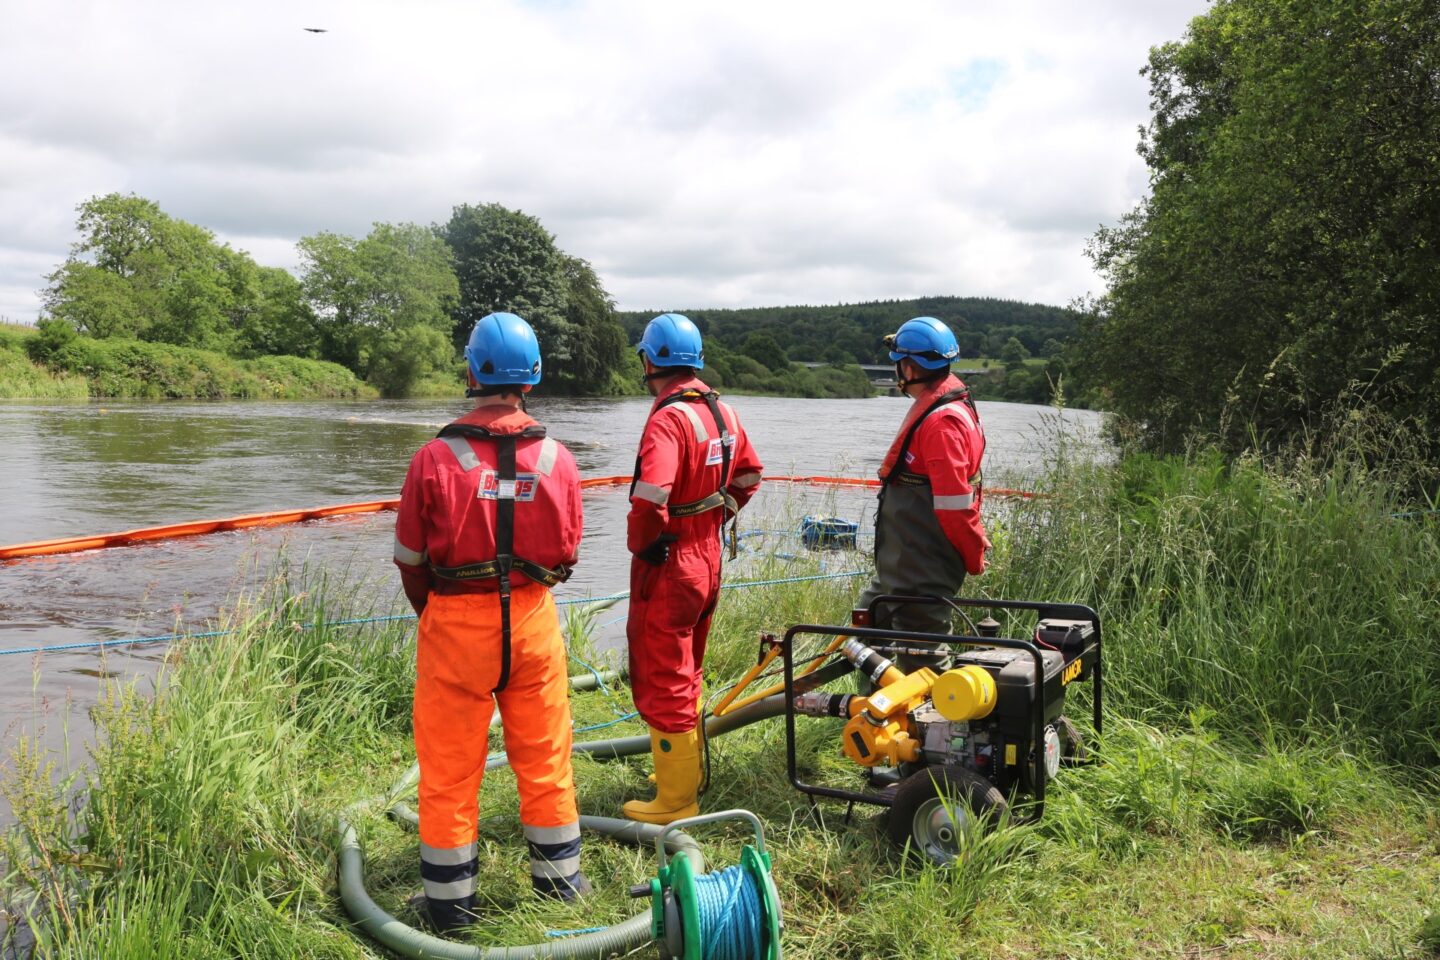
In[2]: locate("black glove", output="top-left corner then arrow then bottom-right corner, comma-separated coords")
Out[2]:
635,533 -> 679,566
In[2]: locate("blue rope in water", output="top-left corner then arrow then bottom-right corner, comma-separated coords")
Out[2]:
0,569 -> 867,658
695,864 -> 764,960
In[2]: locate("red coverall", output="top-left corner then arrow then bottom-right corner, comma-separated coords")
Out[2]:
627,377 -> 763,733
393,400 -> 585,929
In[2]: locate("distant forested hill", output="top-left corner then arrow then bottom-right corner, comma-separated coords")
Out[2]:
618,296 -> 1079,365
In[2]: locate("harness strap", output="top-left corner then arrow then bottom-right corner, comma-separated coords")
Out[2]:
435,419 -> 553,695
493,436 -> 516,693
630,388 -> 740,559
881,387 -> 972,487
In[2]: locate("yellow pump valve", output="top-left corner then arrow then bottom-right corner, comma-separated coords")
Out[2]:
931,665 -> 997,721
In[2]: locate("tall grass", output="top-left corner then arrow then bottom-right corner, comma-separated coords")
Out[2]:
991,449 -> 1440,771
3,451 -> 1439,958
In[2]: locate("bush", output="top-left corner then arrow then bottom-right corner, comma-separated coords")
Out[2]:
13,333 -> 375,399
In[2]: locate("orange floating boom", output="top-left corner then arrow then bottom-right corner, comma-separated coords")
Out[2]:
0,475 -> 1039,561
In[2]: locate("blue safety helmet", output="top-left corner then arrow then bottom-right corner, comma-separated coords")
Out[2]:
886,316 -> 960,370
465,312 -> 542,386
636,313 -> 704,369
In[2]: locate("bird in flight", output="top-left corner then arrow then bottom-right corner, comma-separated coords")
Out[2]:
302,27 -> 328,33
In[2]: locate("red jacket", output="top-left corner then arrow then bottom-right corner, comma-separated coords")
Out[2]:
628,376 -> 763,554
394,401 -> 583,612
878,374 -> 989,575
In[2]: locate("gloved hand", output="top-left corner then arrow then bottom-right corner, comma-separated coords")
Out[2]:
635,533 -> 679,566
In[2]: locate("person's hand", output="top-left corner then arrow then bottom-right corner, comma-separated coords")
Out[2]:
635,533 -> 679,566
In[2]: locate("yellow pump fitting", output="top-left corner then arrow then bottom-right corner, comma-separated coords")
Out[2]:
932,665 -> 997,721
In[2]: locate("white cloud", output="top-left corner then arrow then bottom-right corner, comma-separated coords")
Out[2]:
0,0 -> 1208,322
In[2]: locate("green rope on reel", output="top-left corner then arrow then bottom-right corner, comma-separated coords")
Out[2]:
642,810 -> 782,960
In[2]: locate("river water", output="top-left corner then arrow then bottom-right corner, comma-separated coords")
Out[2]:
0,394 -> 1102,817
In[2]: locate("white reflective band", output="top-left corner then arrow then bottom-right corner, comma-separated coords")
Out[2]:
631,480 -> 670,505
423,876 -> 477,900
529,855 -> 582,880
934,493 -> 976,511
420,841 -> 478,865
730,471 -> 761,489
535,437 -> 558,476
440,435 -> 481,472
937,402 -> 976,431
673,403 -> 708,442
524,822 -> 581,845
393,535 -> 427,566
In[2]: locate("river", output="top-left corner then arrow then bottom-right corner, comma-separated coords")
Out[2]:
0,394 -> 1103,820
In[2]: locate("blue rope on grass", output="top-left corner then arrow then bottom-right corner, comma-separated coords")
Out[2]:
544,926 -> 608,938
1,570 -> 868,658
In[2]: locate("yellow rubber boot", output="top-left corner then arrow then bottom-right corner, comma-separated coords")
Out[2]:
623,727 -> 700,824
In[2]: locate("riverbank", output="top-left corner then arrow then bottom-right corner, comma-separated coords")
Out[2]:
3,449 -> 1436,957
1,324 -> 375,400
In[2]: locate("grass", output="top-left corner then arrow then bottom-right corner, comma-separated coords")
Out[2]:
4,448 -> 1440,958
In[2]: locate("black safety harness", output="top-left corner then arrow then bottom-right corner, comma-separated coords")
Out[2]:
877,386 -> 985,523
429,421 -> 573,693
630,388 -> 739,557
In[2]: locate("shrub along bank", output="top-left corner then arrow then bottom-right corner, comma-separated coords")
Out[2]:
2,449 -> 1438,958
2,322 -> 375,400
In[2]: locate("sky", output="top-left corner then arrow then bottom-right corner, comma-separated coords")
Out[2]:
0,0 -> 1211,323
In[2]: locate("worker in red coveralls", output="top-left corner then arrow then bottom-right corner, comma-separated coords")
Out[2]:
859,316 -> 990,674
392,312 -> 590,933
623,313 -> 763,824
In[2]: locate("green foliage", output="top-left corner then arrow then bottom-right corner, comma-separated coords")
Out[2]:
0,323 -> 87,398
620,296 -> 1080,367
298,222 -> 459,396
545,256 -> 634,395
1083,0 -> 1440,465
20,333 -> 373,399
998,335 -> 1031,365
439,203 -> 571,354
43,194 -> 312,358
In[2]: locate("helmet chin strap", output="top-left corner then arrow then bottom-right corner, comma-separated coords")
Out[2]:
895,362 -> 947,391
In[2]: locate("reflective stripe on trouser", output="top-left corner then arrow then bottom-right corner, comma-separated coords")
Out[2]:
626,545 -> 719,733
525,821 -> 584,899
414,584 -> 580,906
420,840 -> 478,930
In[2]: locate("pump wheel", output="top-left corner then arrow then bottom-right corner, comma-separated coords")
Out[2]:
888,765 -> 1007,865
1056,715 -> 1088,764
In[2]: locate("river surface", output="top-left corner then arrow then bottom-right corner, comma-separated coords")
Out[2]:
0,394 -> 1102,819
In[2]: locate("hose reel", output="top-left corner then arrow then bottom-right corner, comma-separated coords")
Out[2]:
629,809 -> 782,960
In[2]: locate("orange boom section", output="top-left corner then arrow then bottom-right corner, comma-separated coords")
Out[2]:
0,475 -> 1039,561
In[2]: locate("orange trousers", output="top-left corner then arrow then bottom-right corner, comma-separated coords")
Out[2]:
414,582 -> 580,907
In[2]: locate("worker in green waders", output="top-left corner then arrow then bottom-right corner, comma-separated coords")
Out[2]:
858,316 -> 991,676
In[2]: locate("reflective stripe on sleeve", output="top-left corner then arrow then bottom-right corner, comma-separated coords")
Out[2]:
631,480 -> 670,505
393,534 -> 427,566
439,435 -> 481,472
934,493 -> 976,511
730,471 -> 762,489
936,402 -> 976,431
536,436 -> 558,476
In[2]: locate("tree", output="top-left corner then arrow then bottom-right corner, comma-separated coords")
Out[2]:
298,222 -> 459,395
1083,0 -> 1440,457
740,331 -> 789,372
547,255 -> 630,394
42,194 -> 270,353
999,336 -> 1031,366
438,203 -> 570,355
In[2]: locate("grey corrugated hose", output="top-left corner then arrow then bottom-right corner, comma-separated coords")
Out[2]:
337,685 -> 787,959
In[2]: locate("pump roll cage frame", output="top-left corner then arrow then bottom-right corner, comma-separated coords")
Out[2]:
781,594 -> 1103,820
